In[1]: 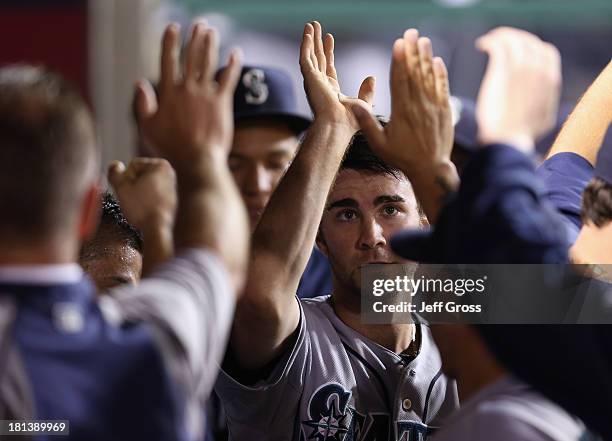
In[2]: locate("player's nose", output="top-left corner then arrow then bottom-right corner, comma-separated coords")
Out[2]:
358,217 -> 387,250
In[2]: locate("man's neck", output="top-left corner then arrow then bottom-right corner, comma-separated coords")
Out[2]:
331,288 -> 416,354
570,222 -> 612,265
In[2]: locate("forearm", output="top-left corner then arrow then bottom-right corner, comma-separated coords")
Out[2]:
174,152 -> 250,294
249,120 -> 353,294
140,217 -> 174,276
401,159 -> 459,224
547,61 -> 612,164
229,121 -> 352,370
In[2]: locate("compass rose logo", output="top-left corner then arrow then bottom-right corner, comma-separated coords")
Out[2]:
303,383 -> 354,441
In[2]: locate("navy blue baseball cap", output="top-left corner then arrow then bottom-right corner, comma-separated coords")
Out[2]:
225,65 -> 311,134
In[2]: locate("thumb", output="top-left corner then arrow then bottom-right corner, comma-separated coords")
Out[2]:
357,76 -> 376,104
134,80 -> 158,122
107,161 -> 127,190
348,102 -> 386,151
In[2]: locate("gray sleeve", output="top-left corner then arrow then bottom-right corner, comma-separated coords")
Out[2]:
99,249 -> 235,435
214,298 -> 308,438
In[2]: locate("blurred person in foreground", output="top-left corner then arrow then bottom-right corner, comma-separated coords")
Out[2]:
0,20 -> 249,441
353,26 -> 610,440
478,59 -> 612,441
368,27 -> 590,441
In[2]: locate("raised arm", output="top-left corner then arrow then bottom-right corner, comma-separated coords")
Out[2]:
101,24 -> 249,435
229,22 -> 375,370
546,60 -> 612,165
135,23 -> 248,292
351,29 -> 459,224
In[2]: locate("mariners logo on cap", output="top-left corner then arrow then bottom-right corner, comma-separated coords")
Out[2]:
242,68 -> 269,105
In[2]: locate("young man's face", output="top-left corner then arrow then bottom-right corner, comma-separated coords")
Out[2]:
229,119 -> 300,230
317,169 -> 425,296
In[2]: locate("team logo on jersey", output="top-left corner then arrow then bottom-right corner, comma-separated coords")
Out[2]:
242,68 -> 269,105
303,383 -> 353,440
301,383 -> 432,441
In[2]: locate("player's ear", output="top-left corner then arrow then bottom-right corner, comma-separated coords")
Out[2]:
315,228 -> 329,257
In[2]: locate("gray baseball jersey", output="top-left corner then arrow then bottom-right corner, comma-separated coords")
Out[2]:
430,376 -> 590,441
216,295 -> 459,441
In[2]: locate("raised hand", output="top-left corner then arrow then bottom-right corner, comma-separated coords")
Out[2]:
108,158 -> 177,232
299,21 -> 375,136
108,158 -> 177,273
475,27 -> 562,153
134,22 -> 242,165
351,29 -> 457,223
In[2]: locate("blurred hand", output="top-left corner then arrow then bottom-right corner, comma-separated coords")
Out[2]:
475,27 -> 562,153
350,29 -> 454,179
299,21 -> 375,135
108,158 -> 177,232
134,22 -> 242,165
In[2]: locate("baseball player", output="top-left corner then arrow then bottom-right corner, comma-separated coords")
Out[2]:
215,22 -> 458,441
388,28 -> 594,441
79,193 -> 144,292
0,22 -> 248,440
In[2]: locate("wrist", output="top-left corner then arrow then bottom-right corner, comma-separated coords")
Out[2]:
138,210 -> 175,235
311,117 -> 356,140
174,149 -> 228,188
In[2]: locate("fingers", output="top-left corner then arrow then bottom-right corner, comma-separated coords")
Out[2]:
357,76 -> 376,104
160,24 -> 181,93
324,33 -> 338,81
109,158 -> 174,188
312,21 -> 327,73
389,38 -> 411,116
403,29 -> 422,89
163,21 -> 220,89
217,48 -> 243,97
418,37 -> 435,97
185,22 -> 206,83
299,23 -> 316,74
350,104 -> 386,152
433,57 -> 450,106
200,27 -> 219,85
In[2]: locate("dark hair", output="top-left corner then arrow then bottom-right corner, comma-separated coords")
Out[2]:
0,64 -> 97,244
80,193 -> 143,261
339,121 -> 425,217
340,119 -> 405,180
581,176 -> 612,228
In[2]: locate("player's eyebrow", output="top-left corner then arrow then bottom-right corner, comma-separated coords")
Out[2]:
326,198 -> 359,211
373,195 -> 405,206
